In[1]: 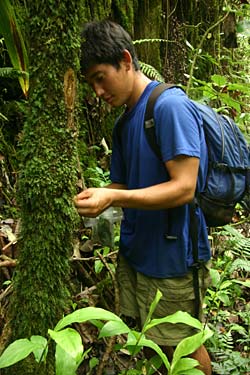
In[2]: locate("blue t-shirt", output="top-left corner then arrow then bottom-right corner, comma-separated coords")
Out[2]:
110,81 -> 211,278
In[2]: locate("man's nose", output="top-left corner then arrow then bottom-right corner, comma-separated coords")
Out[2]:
93,84 -> 105,98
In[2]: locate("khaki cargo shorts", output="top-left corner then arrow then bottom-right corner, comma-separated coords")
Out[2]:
116,254 -> 211,347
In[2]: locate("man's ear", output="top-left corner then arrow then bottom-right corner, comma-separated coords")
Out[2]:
122,49 -> 133,69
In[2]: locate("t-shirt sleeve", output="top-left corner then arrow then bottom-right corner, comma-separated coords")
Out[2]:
153,92 -> 203,162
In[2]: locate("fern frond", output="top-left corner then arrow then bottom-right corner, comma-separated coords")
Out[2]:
133,38 -> 170,45
0,67 -> 20,78
220,225 -> 250,260
139,61 -> 164,82
214,331 -> 234,352
212,350 -> 249,375
229,258 -> 250,274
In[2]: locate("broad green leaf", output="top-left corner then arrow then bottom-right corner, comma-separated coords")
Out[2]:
30,335 -> 48,363
89,319 -> 105,330
211,74 -> 227,86
0,339 -> 33,368
210,268 -> 220,287
55,307 -> 122,331
0,0 -> 29,96
89,357 -> 99,370
48,328 -> 83,363
146,353 -> 163,373
125,370 -> 142,375
94,259 -> 103,274
227,83 -> 250,95
172,327 -> 213,366
145,311 -> 202,332
175,368 -> 204,375
232,279 -> 250,288
99,320 -> 130,338
124,332 -> 170,371
220,280 -> 233,290
136,337 -> 170,371
219,93 -> 241,113
55,344 -> 80,375
124,331 -> 143,356
217,291 -> 230,306
170,357 -> 200,375
143,289 -> 162,329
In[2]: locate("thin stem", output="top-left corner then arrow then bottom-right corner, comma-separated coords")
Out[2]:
186,12 -> 230,95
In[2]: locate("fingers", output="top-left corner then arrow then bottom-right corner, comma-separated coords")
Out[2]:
73,188 -> 104,217
73,187 -> 113,218
74,189 -> 91,201
75,208 -> 98,218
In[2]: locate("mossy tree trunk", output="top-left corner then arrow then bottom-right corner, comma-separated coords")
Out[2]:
5,1 -> 83,374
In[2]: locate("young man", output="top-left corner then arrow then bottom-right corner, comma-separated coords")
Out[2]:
75,20 -> 212,375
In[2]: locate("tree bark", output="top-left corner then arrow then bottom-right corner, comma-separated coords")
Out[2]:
5,1 -> 83,374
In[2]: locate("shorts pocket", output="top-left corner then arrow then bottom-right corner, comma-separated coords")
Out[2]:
144,273 -> 196,319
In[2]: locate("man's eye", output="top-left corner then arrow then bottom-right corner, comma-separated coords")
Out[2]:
97,75 -> 105,82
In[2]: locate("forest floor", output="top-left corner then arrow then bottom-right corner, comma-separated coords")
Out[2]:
0,208 -> 249,374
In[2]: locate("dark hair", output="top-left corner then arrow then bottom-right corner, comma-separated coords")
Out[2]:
80,20 -> 140,74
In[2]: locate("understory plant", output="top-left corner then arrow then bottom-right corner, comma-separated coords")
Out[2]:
0,290 -> 213,375
204,224 -> 250,375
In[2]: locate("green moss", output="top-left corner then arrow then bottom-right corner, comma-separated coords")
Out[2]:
5,1 -> 83,374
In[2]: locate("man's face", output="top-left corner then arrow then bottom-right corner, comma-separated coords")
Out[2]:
86,61 -> 132,107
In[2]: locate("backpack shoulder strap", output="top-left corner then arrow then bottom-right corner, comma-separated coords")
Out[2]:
115,83 -> 178,154
144,83 -> 181,159
147,84 -> 202,319
144,83 -> 177,122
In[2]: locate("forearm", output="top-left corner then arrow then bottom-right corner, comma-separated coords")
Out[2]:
108,180 -> 194,210
74,157 -> 198,216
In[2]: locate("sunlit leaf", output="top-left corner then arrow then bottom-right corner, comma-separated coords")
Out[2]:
210,268 -> 221,287
217,291 -> 231,306
0,339 -> 33,368
55,344 -> 80,375
227,83 -> 250,95
211,74 -> 227,86
55,307 -> 122,331
175,368 -> 204,375
219,93 -> 241,112
99,320 -> 130,338
133,336 -> 170,371
89,357 -> 99,370
232,279 -> 250,288
0,0 -> 29,96
145,311 -> 202,332
220,280 -> 233,290
48,328 -> 83,363
172,327 -> 213,365
147,290 -> 162,321
170,357 -> 201,374
30,335 -> 48,363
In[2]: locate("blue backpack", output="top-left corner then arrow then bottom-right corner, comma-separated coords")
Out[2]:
143,83 -> 250,227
